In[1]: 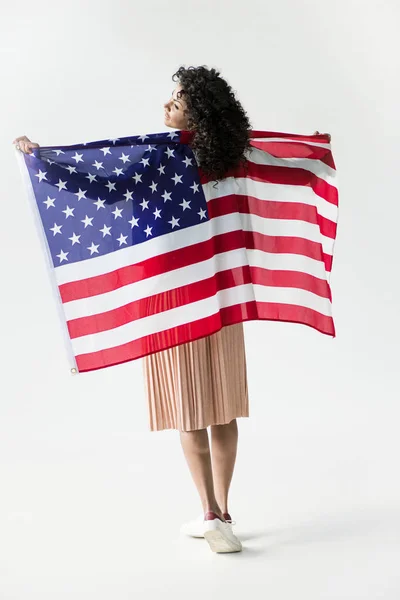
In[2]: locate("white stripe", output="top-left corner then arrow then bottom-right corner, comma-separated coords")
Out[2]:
245,145 -> 337,187
63,247 -> 327,320
71,284 -> 332,355
55,210 -> 332,286
250,137 -> 332,149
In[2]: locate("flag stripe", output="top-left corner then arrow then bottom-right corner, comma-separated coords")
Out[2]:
74,301 -> 335,372
67,264 -> 332,338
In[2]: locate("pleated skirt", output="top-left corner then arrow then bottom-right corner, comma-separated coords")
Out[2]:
142,322 -> 249,432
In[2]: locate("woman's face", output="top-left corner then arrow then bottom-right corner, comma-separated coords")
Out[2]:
164,84 -> 190,130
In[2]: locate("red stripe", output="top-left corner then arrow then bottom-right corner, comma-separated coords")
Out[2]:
59,229 -> 328,303
67,264 -> 332,338
75,303 -> 335,372
208,193 -> 337,239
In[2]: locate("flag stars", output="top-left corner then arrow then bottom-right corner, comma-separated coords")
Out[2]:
153,207 -> 162,219
55,179 -> 68,192
66,165 -> 78,174
123,189 -> 134,202
92,160 -> 104,170
43,196 -> 56,209
86,172 -> 97,183
62,205 -> 75,218
56,249 -> 69,263
112,206 -> 123,219
81,215 -> 94,228
50,223 -> 62,236
190,182 -> 200,194
129,216 -> 139,228
198,208 -> 207,220
140,198 -> 150,211
93,198 -> 106,210
35,169 -> 48,182
161,190 -> 172,202
87,242 -> 100,255
157,164 -> 166,176
168,216 -> 180,229
101,147 -> 112,156
165,147 -> 175,158
112,167 -> 124,176
149,181 -> 158,193
75,188 -> 87,201
180,199 -> 191,211
69,233 -> 81,245
116,233 -> 128,246
119,152 -> 131,164
182,156 -> 193,167
171,173 -> 183,185
72,152 -> 84,163
132,172 -> 143,184
106,180 -> 117,192
99,224 -> 112,237
140,157 -> 150,168
144,225 -> 153,237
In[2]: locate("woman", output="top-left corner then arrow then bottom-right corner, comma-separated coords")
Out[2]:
13,65 -> 252,554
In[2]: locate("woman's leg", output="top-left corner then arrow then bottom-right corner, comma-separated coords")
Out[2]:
179,428 -> 224,518
210,419 -> 238,515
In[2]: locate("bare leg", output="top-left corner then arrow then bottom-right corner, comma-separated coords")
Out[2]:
179,428 -> 224,518
210,419 -> 238,515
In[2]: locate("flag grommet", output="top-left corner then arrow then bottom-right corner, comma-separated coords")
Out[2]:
70,368 -> 77,375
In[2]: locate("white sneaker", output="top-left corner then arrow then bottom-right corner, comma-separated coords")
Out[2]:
180,512 -> 237,539
203,512 -> 242,553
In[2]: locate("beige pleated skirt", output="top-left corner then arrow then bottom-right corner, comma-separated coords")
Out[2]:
142,322 -> 249,432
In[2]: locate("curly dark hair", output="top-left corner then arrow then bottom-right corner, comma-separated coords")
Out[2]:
171,65 -> 253,184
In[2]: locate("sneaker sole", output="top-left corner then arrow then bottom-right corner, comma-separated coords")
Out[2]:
204,529 -> 242,553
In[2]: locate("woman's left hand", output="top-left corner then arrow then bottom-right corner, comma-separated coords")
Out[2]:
314,130 -> 331,142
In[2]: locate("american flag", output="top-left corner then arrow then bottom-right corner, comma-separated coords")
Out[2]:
17,129 -> 338,373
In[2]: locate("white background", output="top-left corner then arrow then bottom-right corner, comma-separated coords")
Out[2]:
1,1 -> 399,598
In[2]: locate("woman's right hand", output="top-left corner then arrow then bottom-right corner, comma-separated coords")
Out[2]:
12,135 -> 40,154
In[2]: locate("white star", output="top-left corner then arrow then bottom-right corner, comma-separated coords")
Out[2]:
56,249 -> 69,263
112,167 -> 124,177
72,152 -> 84,163
81,215 -> 94,228
149,181 -> 158,193
55,179 -> 68,192
119,152 -> 130,164
157,164 -> 166,176
35,169 -> 48,182
116,233 -> 128,246
140,157 -> 150,168
182,156 -> 193,167
168,216 -> 180,229
161,190 -> 172,203
92,160 -> 104,170
198,208 -> 207,220
53,149 -> 65,156
86,172 -> 97,183
69,232 -> 81,245
190,182 -> 200,194
108,138 -> 120,145
62,205 -> 75,218
93,198 -> 106,210
43,196 -> 55,209
171,173 -> 183,185
167,131 -> 179,139
132,173 -> 143,184
66,165 -> 77,174
153,208 -> 162,219
99,224 -> 112,237
87,242 -> 99,255
138,134 -> 149,142
123,189 -> 134,202
106,180 -> 116,192
144,225 -> 153,237
147,145 -> 157,153
165,147 -> 175,158
50,223 -> 62,236
128,216 -> 139,228
112,206 -> 123,219
140,198 -> 149,210
75,188 -> 87,201
179,198 -> 191,211
101,147 -> 112,155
